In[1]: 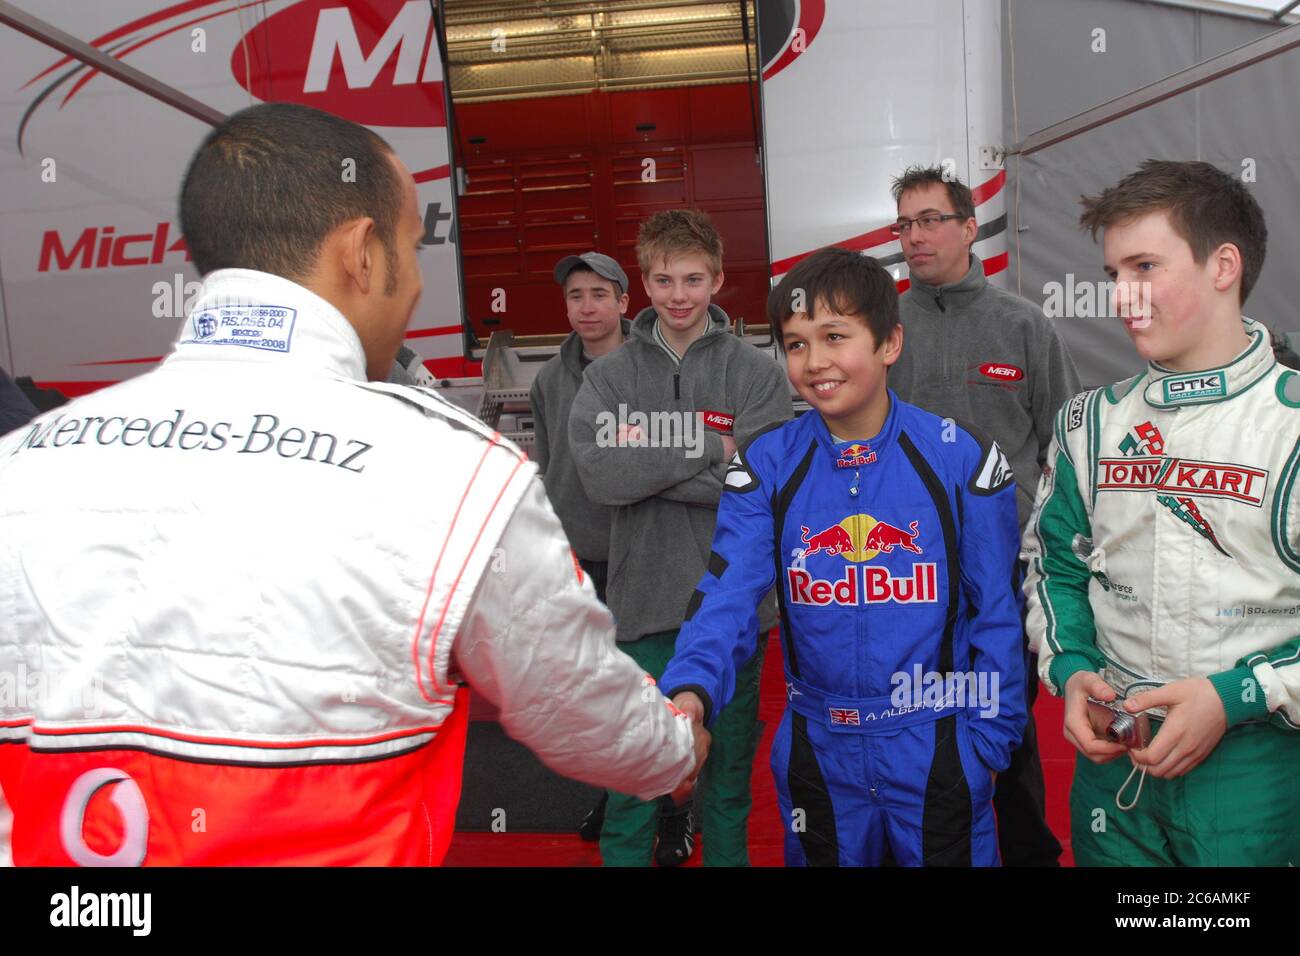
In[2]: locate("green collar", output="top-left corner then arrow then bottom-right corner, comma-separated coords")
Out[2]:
1142,318 -> 1275,409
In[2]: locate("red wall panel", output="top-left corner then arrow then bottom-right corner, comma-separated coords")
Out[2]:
459,94 -> 595,154
608,88 -> 687,144
456,84 -> 768,338
687,84 -> 761,143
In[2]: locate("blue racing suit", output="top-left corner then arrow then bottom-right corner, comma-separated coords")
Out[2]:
661,393 -> 1026,866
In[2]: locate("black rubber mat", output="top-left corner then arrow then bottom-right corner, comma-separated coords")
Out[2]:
455,720 -> 604,833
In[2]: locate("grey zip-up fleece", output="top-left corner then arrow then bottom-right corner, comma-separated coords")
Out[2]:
528,318 -> 631,562
569,305 -> 793,642
889,256 -> 1082,528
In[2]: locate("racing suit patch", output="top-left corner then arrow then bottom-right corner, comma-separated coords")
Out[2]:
1066,392 -> 1087,431
970,441 -> 1015,494
188,305 -> 297,353
724,451 -> 760,493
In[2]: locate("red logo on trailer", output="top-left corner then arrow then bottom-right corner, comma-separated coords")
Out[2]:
233,0 -> 449,128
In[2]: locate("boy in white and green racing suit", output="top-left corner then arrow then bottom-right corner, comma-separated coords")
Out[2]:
1023,161 -> 1300,866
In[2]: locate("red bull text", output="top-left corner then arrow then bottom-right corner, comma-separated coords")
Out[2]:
836,443 -> 876,469
786,564 -> 938,606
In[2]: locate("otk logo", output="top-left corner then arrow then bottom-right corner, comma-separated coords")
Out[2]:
60,768 -> 149,867
234,0 -> 449,128
789,514 -> 935,606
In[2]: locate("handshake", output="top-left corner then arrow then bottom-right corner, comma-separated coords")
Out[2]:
668,690 -> 711,806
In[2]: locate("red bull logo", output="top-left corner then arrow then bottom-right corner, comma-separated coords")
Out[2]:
789,513 -> 935,606
799,524 -> 853,557
796,514 -> 923,562
836,443 -> 876,469
786,564 -> 938,606
863,520 -> 922,554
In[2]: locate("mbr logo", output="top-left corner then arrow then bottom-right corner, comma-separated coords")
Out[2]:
233,0 -> 449,128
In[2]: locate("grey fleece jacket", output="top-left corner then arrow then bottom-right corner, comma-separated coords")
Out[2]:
528,319 -> 631,562
569,305 -> 793,642
890,256 -> 1082,528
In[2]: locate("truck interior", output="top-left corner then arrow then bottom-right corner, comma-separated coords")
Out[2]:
439,0 -> 775,439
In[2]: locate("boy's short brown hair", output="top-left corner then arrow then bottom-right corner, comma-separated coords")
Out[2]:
636,209 -> 723,276
768,247 -> 899,351
1078,160 -> 1268,304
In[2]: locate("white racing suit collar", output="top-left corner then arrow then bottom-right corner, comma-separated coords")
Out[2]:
1142,317 -> 1274,409
169,268 -> 369,382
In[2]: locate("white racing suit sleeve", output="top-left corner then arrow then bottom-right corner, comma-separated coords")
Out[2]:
452,476 -> 698,801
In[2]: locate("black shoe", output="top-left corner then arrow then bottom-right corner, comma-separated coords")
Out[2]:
654,806 -> 696,866
578,794 -> 607,842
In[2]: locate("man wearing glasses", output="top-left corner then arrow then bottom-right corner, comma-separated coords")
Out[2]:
887,165 -> 1081,866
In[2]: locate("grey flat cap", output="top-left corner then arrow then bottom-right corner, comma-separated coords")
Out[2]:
553,252 -> 628,295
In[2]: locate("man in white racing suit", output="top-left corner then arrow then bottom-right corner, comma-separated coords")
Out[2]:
0,103 -> 702,866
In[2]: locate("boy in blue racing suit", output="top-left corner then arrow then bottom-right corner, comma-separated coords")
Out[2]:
661,247 -> 1027,865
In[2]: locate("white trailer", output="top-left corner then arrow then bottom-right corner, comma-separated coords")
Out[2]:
0,0 -> 1006,402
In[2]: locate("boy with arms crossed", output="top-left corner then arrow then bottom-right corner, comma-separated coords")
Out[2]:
569,210 -> 792,866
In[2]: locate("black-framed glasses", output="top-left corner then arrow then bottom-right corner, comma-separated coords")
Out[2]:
889,213 -> 965,237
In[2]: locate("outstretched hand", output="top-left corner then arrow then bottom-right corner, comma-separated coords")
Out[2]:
668,691 -> 709,806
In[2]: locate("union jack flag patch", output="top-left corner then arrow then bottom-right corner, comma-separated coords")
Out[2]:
829,708 -> 860,725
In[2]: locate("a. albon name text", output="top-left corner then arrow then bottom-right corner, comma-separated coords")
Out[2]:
9,409 -> 373,472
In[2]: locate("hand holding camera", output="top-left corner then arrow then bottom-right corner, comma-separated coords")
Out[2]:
1065,672 -> 1229,779
1085,695 -> 1152,749
1121,678 -> 1228,780
1062,671 -> 1132,764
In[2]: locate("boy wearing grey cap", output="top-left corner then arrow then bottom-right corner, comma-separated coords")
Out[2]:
530,253 -> 641,845
530,252 -> 631,601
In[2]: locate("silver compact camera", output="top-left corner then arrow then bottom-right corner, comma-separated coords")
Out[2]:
1086,696 -> 1152,749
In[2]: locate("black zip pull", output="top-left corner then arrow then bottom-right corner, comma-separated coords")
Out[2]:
674,371 -> 680,400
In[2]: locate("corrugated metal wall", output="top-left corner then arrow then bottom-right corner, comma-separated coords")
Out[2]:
1002,0 -> 1300,387
445,1 -> 758,101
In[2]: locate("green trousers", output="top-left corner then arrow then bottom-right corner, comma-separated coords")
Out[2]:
600,629 -> 766,867
1070,721 -> 1300,866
